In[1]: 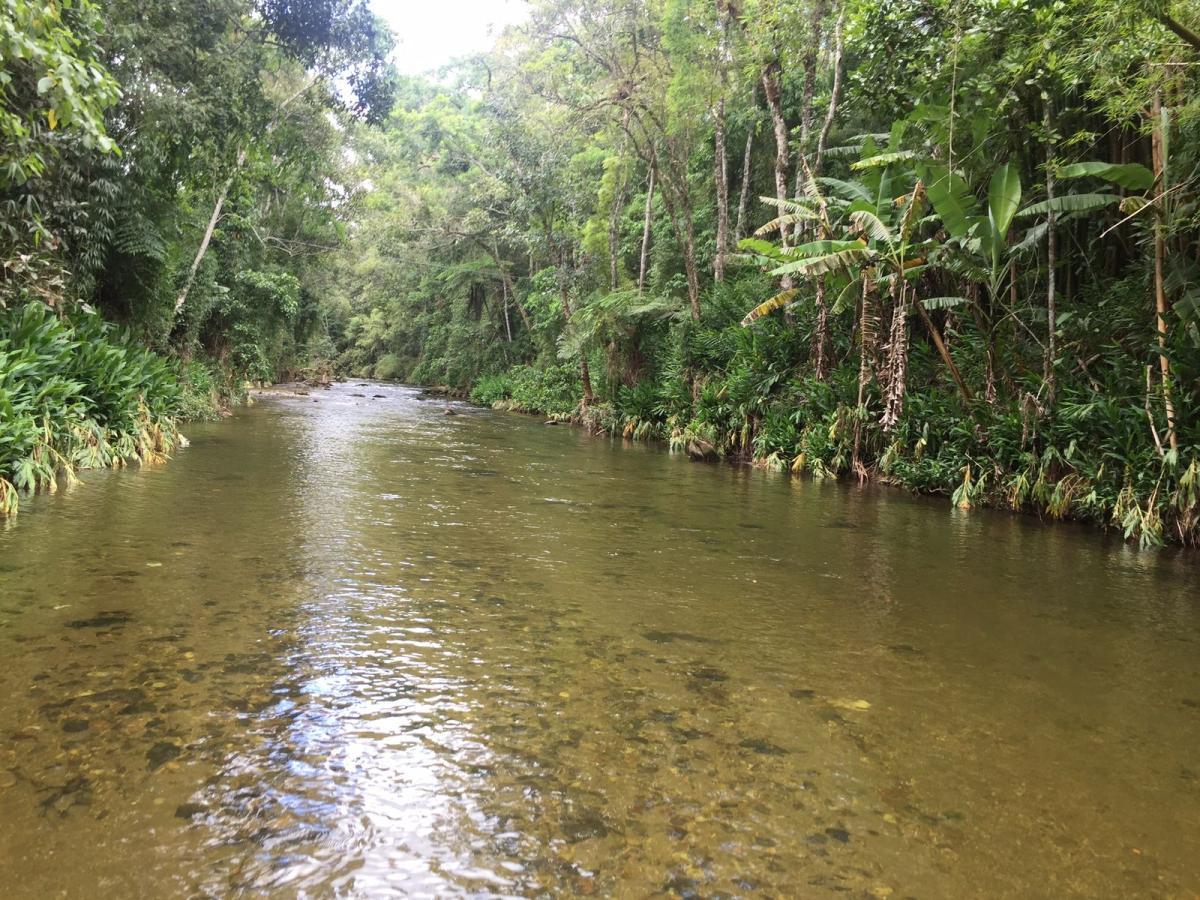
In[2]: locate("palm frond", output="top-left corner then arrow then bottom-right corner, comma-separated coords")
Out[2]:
851,150 -> 918,170
848,210 -> 894,243
754,210 -> 820,237
740,289 -> 800,327
772,247 -> 873,278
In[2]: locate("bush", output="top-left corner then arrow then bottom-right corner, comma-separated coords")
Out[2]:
374,353 -> 403,381
469,372 -> 513,406
505,365 -> 582,416
0,302 -> 182,516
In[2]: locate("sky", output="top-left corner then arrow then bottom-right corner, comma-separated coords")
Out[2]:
371,0 -> 531,75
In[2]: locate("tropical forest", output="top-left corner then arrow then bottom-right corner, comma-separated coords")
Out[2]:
1,0 -> 1199,897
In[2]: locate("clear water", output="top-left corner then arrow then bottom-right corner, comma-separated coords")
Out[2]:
1,383 -> 1197,898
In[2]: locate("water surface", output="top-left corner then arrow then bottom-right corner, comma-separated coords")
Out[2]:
1,383 -> 1198,897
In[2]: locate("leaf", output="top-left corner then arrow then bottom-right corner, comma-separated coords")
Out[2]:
987,163 -> 1021,244
816,177 -> 872,203
830,698 -> 872,711
920,296 -> 972,310
47,107 -> 58,130
851,150 -> 918,170
780,239 -> 868,259
757,196 -> 817,215
830,277 -> 862,315
1012,221 -> 1048,255
740,289 -> 800,327
755,210 -> 819,237
1058,161 -> 1154,191
924,165 -> 977,240
848,210 -> 894,243
1017,193 -> 1120,217
772,247 -> 873,278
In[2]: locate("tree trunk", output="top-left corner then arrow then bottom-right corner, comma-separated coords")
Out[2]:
713,97 -> 730,282
1044,99 -> 1057,407
814,4 -> 846,177
608,164 -> 627,290
813,276 -> 829,379
638,167 -> 655,292
793,0 -> 826,199
1156,10 -> 1200,53
482,239 -> 533,332
682,209 -> 702,321
853,276 -> 876,475
558,258 -> 594,407
761,61 -> 792,277
913,297 -> 973,403
502,278 -> 513,342
735,123 -> 755,240
1151,92 -> 1178,452
173,79 -> 320,322
881,278 -> 910,431
174,148 -> 246,318
652,154 -> 703,321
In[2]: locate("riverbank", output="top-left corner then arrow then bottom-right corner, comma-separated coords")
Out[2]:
452,366 -> 1199,550
0,302 -> 252,518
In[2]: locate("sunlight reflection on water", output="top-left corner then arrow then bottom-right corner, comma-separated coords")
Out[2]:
0,382 -> 1197,897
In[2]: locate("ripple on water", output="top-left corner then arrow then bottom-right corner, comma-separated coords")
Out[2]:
0,383 -> 1197,897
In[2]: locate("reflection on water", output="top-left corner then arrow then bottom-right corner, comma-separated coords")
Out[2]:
1,383 -> 1198,898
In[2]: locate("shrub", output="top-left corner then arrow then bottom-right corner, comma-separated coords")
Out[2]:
0,302 -> 182,516
374,353 -> 403,381
469,372 -> 513,406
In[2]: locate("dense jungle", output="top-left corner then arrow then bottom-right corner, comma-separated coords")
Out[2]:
4,3 -> 1200,897
4,0 -> 1200,546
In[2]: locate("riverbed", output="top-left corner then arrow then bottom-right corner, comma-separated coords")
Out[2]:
0,382 -> 1197,897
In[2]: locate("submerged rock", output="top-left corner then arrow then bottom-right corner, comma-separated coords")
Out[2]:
66,611 -> 132,629
739,737 -> 789,756
146,741 -> 182,771
641,631 -> 714,645
686,665 -> 728,682
561,808 -> 611,843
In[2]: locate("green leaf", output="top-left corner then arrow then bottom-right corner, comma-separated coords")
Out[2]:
851,150 -> 918,170
920,296 -> 973,311
772,247 -> 873,278
924,165 -> 977,240
815,177 -> 872,203
987,163 -> 1022,245
1058,162 -> 1154,191
754,210 -> 819,237
848,210 -> 894,243
736,238 -> 780,257
1017,193 -> 1120,217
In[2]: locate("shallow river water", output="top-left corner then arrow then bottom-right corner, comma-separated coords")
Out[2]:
1,382 -> 1198,898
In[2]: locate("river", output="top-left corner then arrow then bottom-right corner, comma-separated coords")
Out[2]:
0,382 -> 1197,897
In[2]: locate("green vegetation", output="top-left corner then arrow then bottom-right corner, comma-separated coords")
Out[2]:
1,0 -> 391,513
0,302 -> 179,514
322,0 -> 1200,547
4,0 -> 1200,545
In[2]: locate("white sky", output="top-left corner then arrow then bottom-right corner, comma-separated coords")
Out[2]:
371,0 -> 530,74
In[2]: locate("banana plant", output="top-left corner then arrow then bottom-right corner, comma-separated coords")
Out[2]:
925,159 -> 1141,306
738,158 -> 973,424
923,162 -> 1026,307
